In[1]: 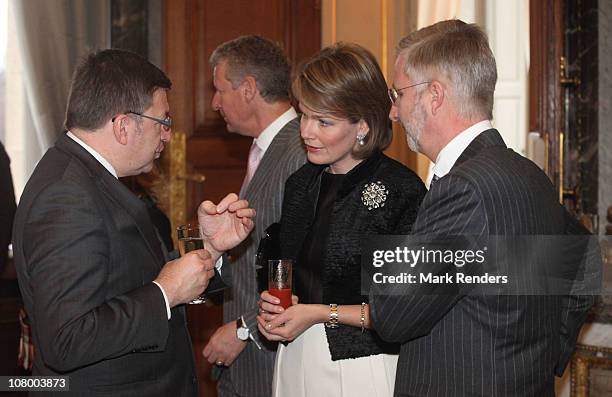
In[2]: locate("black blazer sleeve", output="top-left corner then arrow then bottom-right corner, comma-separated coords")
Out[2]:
23,181 -> 169,372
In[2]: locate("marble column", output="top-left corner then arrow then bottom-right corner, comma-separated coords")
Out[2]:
557,2 -> 612,396
599,0 -> 612,235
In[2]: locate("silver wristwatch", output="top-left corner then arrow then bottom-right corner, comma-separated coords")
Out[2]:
236,316 -> 250,341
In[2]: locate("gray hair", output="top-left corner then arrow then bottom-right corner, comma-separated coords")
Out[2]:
397,19 -> 497,120
210,35 -> 290,103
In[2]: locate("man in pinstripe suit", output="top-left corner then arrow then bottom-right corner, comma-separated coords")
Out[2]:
202,35 -> 306,397
370,20 -> 594,396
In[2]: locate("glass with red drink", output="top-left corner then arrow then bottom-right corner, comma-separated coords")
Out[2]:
268,259 -> 293,309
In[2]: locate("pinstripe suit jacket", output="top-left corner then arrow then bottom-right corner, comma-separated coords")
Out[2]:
219,117 -> 306,396
370,129 -> 594,396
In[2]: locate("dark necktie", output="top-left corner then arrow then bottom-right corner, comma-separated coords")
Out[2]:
430,174 -> 441,187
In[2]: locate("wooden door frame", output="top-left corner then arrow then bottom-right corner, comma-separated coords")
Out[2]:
529,0 -> 564,189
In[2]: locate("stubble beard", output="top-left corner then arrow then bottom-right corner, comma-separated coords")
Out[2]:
402,100 -> 426,153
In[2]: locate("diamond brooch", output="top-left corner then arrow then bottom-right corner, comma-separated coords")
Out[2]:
361,181 -> 388,210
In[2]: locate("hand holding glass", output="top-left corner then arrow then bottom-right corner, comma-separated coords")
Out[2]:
177,224 -> 207,304
268,260 -> 293,309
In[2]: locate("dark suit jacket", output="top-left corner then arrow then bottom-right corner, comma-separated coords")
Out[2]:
370,129 -> 594,396
219,117 -> 306,396
280,152 -> 426,360
13,134 -> 198,396
0,141 -> 16,274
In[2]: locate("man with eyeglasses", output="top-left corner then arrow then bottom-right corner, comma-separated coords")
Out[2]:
13,49 -> 255,396
369,20 -> 595,396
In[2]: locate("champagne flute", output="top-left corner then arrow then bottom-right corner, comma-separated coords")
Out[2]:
177,224 -> 207,304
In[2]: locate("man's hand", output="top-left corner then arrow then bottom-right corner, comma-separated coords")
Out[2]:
202,321 -> 247,367
154,249 -> 215,307
198,193 -> 256,259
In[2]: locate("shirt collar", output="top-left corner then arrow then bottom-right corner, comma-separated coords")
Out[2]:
432,120 -> 493,178
66,131 -> 118,178
253,107 -> 298,153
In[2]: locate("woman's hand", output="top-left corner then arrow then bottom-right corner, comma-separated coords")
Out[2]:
257,290 -> 294,317
256,290 -> 299,325
257,291 -> 324,342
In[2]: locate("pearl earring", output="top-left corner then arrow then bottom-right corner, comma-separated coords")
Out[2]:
356,135 -> 365,146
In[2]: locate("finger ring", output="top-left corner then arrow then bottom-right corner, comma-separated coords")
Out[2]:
216,361 -> 224,366
259,308 -> 266,314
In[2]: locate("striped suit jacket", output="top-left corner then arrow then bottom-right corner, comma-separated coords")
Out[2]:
218,118 -> 306,396
370,129 -> 594,396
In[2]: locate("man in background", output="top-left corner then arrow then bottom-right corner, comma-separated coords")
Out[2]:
13,49 -> 254,396
202,35 -> 306,397
370,20 -> 595,396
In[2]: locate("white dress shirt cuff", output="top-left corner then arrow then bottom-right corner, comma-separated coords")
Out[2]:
152,281 -> 171,320
215,256 -> 223,274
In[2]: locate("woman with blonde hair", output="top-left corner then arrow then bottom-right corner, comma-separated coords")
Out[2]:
257,43 -> 426,397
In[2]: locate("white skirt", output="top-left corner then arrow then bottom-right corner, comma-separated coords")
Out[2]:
272,323 -> 398,397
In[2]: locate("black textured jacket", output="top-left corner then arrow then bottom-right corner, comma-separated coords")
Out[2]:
279,151 -> 426,360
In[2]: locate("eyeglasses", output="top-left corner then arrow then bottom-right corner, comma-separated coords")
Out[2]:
387,81 -> 431,104
126,111 -> 173,131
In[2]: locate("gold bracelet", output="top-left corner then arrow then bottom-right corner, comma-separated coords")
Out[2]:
324,304 -> 339,329
360,302 -> 366,333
